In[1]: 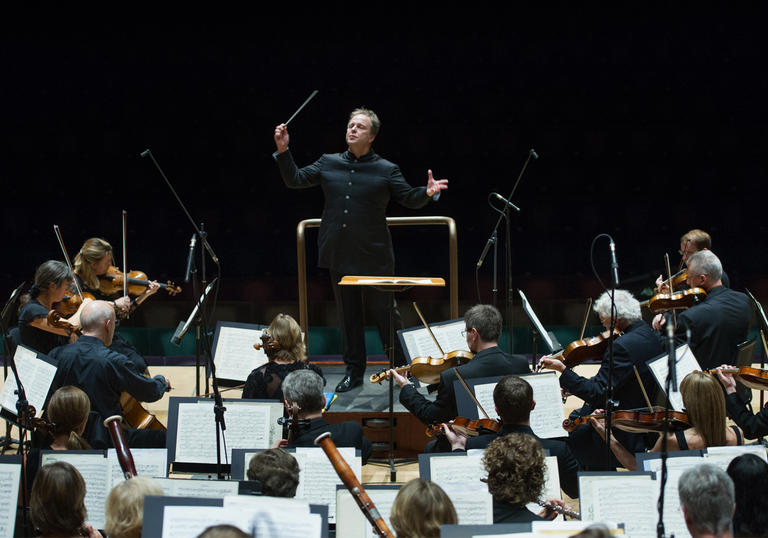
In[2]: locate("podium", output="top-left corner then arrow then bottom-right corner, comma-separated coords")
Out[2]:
339,275 -> 445,481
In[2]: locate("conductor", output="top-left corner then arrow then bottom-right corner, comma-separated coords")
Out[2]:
273,107 -> 448,392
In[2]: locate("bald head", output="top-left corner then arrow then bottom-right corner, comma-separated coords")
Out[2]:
80,300 -> 116,345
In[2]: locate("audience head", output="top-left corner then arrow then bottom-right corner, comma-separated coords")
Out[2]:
197,525 -> 251,538
464,304 -> 503,349
282,369 -> 325,414
389,479 -> 457,538
593,289 -> 641,330
483,432 -> 545,505
727,453 -> 768,536
46,385 -> 91,449
30,461 -> 88,537
247,448 -> 300,497
493,375 -> 533,424
678,463 -> 734,537
264,313 -> 306,363
680,371 -> 727,446
104,476 -> 163,538
686,250 -> 723,289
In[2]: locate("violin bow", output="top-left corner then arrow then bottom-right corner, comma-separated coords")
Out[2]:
633,365 -> 655,413
578,298 -> 592,340
453,367 -> 491,420
412,302 -> 444,356
121,210 -> 128,298
53,225 -> 85,300
664,253 -> 678,327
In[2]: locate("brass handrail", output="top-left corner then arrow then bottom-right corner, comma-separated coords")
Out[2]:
296,216 -> 459,345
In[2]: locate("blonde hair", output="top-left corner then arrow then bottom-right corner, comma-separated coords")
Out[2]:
268,313 -> 306,363
47,386 -> 92,450
389,479 -> 457,538
104,476 -> 163,538
681,371 -> 727,447
74,237 -> 113,290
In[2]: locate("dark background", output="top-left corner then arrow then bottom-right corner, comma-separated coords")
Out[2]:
3,10 -> 767,330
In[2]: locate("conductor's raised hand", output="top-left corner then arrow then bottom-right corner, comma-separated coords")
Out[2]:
426,169 -> 448,197
274,123 -> 290,153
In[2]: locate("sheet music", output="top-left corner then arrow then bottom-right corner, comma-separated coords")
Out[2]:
525,455 -> 562,517
153,477 -> 239,498
440,483 -> 493,525
579,474 -> 656,538
107,448 -> 167,484
400,320 -> 468,360
294,446 -> 359,523
42,452 -> 109,530
213,325 -> 268,381
641,455 -> 704,473
705,445 -> 768,469
647,344 -> 700,411
0,346 -> 56,416
224,496 -> 320,538
530,520 -> 625,533
162,506 -> 252,538
656,469 -> 688,537
428,453 -> 487,490
174,400 -> 282,463
336,487 -> 399,538
0,463 -> 20,538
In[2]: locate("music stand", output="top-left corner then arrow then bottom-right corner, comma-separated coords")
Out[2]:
518,289 -> 563,365
746,289 -> 767,410
339,275 -> 445,482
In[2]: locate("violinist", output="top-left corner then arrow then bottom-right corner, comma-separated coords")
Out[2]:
590,371 -> 744,471
441,375 -> 580,499
242,313 -> 325,401
715,366 -> 768,440
393,304 -> 529,427
16,260 -> 92,354
654,250 -> 750,370
74,237 -> 160,373
49,301 -> 170,448
538,290 -> 663,470
654,229 -> 730,292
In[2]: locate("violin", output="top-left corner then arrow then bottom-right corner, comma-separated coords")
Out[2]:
563,407 -> 691,434
647,287 -> 707,314
98,265 -> 181,297
425,416 -> 501,438
253,330 -> 281,358
655,270 -> 688,294
543,329 -> 621,370
52,292 -> 96,317
369,349 -> 474,385
709,366 -> 768,391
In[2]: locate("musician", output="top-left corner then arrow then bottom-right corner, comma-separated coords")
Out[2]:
538,290 -> 662,470
655,250 -> 750,370
48,300 -> 170,448
247,448 -> 300,497
678,464 -> 735,538
654,229 -> 730,290
278,369 -> 372,463
30,461 -> 100,538
74,237 -> 160,373
393,304 -> 530,427
716,366 -> 768,440
104,476 -> 163,538
590,371 -> 744,470
242,313 -> 324,401
441,375 -> 580,499
726,454 -> 768,536
45,386 -> 92,450
483,433 -> 568,523
16,260 -> 91,354
389,479 -> 457,538
273,108 -> 448,392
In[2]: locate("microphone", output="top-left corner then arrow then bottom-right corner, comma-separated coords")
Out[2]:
140,149 -> 151,158
530,148 -> 539,159
184,234 -> 197,283
491,193 -> 521,213
476,232 -> 497,269
609,238 -> 620,288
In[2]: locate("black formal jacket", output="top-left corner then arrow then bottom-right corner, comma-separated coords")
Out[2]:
675,285 -> 751,369
462,424 -> 580,499
288,417 -> 372,464
725,392 -> 768,440
275,149 -> 432,275
560,320 -> 663,412
493,500 -> 545,523
399,346 -> 530,425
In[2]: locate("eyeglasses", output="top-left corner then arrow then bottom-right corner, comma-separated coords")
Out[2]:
461,329 -> 471,337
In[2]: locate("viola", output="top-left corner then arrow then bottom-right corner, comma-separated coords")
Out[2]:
369,349 -> 474,385
98,265 -> 181,297
52,292 -> 96,317
544,329 -> 621,369
709,366 -> 768,391
46,310 -> 82,336
563,407 -> 691,434
425,416 -> 501,438
655,270 -> 688,294
647,287 -> 706,314
253,330 -> 281,358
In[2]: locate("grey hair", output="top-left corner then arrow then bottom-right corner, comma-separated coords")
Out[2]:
281,370 -> 324,413
678,463 -> 735,535
687,250 -> 723,282
593,290 -> 641,325
464,304 -> 503,342
79,300 -> 115,332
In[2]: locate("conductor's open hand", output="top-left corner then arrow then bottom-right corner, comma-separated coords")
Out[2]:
274,123 -> 290,153
426,169 -> 448,197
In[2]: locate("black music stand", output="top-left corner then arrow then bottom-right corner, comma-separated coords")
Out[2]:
339,275 -> 445,482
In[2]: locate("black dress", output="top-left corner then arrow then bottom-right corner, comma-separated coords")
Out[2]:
242,361 -> 325,401
17,299 -> 68,354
